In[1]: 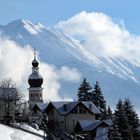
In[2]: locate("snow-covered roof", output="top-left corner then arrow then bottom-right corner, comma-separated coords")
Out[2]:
37,103 -> 48,112
51,101 -> 78,114
82,101 -> 101,114
77,119 -> 110,132
78,120 -> 101,131
33,103 -> 48,112
47,101 -> 101,115
103,119 -> 112,126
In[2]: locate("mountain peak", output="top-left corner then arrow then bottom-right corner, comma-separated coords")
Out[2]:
3,19 -> 46,35
6,19 -> 31,27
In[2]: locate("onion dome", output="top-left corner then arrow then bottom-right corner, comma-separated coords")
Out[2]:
28,49 -> 43,87
32,59 -> 39,67
28,73 -> 43,87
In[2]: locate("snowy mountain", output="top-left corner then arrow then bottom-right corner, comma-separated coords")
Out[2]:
0,19 -> 140,111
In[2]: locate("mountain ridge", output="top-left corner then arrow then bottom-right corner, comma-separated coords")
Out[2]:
0,19 -> 140,111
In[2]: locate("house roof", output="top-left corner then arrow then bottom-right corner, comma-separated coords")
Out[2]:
32,103 -> 48,112
82,101 -> 101,114
103,119 -> 112,126
46,101 -> 101,115
51,101 -> 78,114
78,120 -> 101,131
77,119 -> 110,132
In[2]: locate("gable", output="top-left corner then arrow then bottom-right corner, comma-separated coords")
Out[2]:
70,102 -> 93,114
98,122 -> 110,128
32,104 -> 40,112
45,102 -> 62,116
32,103 -> 47,112
44,103 -> 54,113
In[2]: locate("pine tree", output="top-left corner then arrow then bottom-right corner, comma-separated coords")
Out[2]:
77,78 -> 92,101
124,99 -> 140,140
92,81 -> 107,119
92,81 -> 106,111
107,106 -> 113,119
114,99 -> 134,140
108,117 -> 122,140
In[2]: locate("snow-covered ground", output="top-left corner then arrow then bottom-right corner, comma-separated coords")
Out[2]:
14,123 -> 44,136
0,124 -> 43,140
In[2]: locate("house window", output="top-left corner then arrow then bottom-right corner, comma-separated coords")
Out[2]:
71,106 -> 87,114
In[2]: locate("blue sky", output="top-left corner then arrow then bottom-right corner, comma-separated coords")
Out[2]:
0,0 -> 140,34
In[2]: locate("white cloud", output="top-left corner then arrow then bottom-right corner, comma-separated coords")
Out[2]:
56,11 -> 140,67
0,38 -> 81,101
0,38 -> 32,86
57,66 -> 81,82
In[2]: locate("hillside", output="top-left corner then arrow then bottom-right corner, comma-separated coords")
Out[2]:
0,124 -> 42,140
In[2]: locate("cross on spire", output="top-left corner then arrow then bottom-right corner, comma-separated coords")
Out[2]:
34,48 -> 36,60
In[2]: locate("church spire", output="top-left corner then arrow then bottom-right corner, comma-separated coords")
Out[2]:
28,50 -> 43,87
32,49 -> 39,68
28,49 -> 43,110
34,48 -> 36,60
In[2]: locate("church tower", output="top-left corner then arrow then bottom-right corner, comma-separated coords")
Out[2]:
28,51 -> 43,110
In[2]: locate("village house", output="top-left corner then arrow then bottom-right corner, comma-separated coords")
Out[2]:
75,119 -> 111,139
31,100 -> 111,139
44,101 -> 101,134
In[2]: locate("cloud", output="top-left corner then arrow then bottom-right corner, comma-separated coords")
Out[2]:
0,38 -> 32,86
0,38 -> 81,101
57,66 -> 81,82
56,11 -> 140,67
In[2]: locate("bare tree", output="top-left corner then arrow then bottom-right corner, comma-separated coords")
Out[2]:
0,78 -> 23,124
